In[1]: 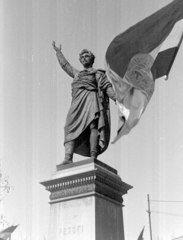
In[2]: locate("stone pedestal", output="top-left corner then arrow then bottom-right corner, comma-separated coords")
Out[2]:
40,159 -> 132,240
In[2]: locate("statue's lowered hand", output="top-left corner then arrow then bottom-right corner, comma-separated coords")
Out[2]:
52,41 -> 62,52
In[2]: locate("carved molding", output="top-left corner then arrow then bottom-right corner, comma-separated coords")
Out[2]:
50,183 -> 95,200
45,169 -> 126,204
46,175 -> 96,192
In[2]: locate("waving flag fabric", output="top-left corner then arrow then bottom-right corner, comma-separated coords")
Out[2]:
0,225 -> 18,240
105,0 -> 183,143
137,227 -> 145,240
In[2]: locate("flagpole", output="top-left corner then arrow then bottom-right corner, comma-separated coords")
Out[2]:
147,194 -> 153,240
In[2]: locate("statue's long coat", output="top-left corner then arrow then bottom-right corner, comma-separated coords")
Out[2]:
56,52 -> 116,157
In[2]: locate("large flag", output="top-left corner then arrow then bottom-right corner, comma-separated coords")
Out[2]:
0,225 -> 18,240
137,227 -> 145,240
105,0 -> 183,143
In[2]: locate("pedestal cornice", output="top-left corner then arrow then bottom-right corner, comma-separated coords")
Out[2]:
40,159 -> 132,205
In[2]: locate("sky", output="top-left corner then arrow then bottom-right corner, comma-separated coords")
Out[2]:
1,0 -> 183,239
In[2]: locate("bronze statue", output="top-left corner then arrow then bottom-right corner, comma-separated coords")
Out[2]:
52,41 -> 116,165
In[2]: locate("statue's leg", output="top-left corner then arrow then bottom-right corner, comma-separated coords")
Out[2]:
89,119 -> 99,160
60,140 -> 75,165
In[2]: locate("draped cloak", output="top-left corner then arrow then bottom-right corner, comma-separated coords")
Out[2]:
64,69 -> 113,157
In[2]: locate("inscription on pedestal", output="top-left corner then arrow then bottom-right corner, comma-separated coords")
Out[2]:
49,197 -> 95,240
59,225 -> 84,237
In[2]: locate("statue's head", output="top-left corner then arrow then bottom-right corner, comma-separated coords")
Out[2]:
79,49 -> 95,68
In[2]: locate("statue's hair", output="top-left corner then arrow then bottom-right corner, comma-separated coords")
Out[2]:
79,49 -> 95,64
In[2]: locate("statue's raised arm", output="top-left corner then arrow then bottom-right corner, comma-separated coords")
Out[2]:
52,41 -> 78,78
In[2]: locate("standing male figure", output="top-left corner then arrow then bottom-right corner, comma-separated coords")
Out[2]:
52,41 -> 116,165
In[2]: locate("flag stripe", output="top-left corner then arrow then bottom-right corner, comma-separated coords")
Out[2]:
160,19 -> 183,51
152,46 -> 179,79
151,19 -> 183,79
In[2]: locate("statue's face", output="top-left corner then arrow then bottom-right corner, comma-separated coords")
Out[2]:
80,53 -> 93,68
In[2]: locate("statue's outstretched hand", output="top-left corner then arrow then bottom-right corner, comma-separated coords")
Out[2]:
52,41 -> 62,52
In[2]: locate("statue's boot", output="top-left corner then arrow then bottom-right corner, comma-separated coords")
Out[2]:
90,127 -> 98,160
60,140 -> 75,165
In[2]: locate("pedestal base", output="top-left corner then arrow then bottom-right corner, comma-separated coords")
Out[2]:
41,159 -> 132,240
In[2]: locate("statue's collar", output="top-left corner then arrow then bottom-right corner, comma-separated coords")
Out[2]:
82,68 -> 96,73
